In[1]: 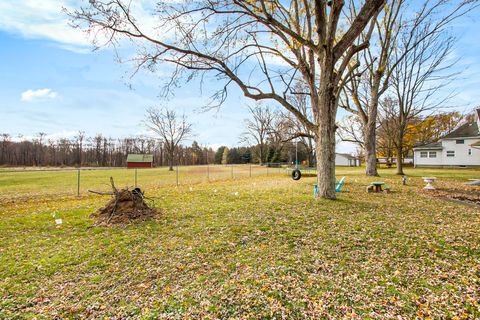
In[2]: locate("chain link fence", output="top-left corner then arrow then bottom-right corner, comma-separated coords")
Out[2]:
0,163 -> 291,199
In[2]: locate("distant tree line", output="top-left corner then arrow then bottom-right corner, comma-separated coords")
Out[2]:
0,131 -> 314,168
0,132 -> 217,168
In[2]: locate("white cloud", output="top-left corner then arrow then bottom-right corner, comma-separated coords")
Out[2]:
0,0 -> 92,50
0,0 -> 172,52
21,88 -> 59,102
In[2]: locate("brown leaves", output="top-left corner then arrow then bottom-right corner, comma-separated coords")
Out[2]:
1,168 -> 480,318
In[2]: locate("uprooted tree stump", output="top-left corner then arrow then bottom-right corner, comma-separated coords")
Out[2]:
90,177 -> 158,225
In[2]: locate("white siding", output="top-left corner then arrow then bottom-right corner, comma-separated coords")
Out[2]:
414,137 -> 480,167
335,154 -> 359,166
335,154 -> 350,166
441,138 -> 480,166
414,149 -> 443,167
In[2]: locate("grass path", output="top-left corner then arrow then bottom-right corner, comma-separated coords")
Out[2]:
0,167 -> 479,318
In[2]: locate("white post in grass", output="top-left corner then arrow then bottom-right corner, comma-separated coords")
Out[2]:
77,168 -> 80,197
176,165 -> 179,186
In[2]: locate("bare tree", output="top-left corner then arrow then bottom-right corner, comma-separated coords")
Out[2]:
283,82 -> 316,165
377,97 -> 399,164
240,105 -> 276,165
74,131 -> 85,167
337,115 -> 365,150
70,0 -> 385,199
339,0 -> 403,176
389,14 -> 460,175
340,0 -> 477,176
0,133 -> 11,164
266,113 -> 292,164
144,107 -> 193,171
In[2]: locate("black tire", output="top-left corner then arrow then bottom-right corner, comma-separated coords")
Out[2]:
291,169 -> 302,180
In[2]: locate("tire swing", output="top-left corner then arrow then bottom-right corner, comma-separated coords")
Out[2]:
291,169 -> 302,180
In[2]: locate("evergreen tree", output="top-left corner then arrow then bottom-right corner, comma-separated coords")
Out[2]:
228,148 -> 240,164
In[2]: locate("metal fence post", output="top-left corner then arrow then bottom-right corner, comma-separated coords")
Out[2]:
249,163 -> 252,177
176,165 -> 179,186
77,168 -> 80,196
267,164 -> 269,176
207,163 -> 209,181
231,165 -> 234,179
135,168 -> 138,187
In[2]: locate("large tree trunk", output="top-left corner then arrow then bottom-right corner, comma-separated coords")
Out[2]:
395,126 -> 404,175
258,144 -> 263,165
396,120 -> 405,175
315,89 -> 337,200
396,144 -> 404,175
168,150 -> 174,171
364,82 -> 381,176
363,119 -> 378,176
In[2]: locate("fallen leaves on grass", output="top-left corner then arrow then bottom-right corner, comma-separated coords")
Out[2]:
1,171 -> 479,319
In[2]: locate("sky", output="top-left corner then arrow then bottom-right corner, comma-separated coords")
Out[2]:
1,1 -> 479,153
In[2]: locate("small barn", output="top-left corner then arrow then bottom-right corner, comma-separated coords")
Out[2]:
126,154 -> 154,168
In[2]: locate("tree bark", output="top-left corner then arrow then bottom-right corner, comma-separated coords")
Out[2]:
315,83 -> 337,200
364,126 -> 378,176
396,144 -> 404,175
364,105 -> 379,176
315,122 -> 337,199
168,149 -> 174,171
395,125 -> 404,175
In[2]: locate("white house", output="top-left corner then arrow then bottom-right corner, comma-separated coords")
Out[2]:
335,153 -> 360,167
413,109 -> 480,167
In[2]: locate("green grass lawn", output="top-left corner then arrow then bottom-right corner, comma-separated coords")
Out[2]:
0,166 -> 479,319
0,165 -> 283,199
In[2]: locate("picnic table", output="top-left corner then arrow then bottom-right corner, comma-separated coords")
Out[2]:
371,182 -> 385,193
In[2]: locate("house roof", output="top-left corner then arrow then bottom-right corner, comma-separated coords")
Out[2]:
126,154 -> 154,163
413,142 -> 443,150
443,121 -> 479,139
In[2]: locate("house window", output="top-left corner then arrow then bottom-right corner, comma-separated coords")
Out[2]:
468,149 -> 472,156
420,151 -> 428,158
446,150 -> 455,157
429,151 -> 437,158
456,140 -> 464,144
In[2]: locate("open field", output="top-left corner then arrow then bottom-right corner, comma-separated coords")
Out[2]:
1,167 -> 479,318
0,165 -> 285,199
